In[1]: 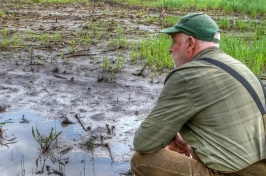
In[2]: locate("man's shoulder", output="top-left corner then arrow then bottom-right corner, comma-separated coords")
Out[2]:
164,61 -> 214,84
164,53 -> 243,85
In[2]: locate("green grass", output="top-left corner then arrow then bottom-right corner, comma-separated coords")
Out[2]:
98,54 -> 127,82
1,0 -> 265,77
130,34 -> 172,69
130,32 -> 266,77
0,29 -> 22,49
0,10 -> 5,17
108,28 -> 128,49
128,3 -> 266,77
235,19 -> 246,31
114,0 -> 266,17
21,0 -> 266,16
221,33 -> 266,76
32,126 -> 62,153
1,22 -> 125,50
219,18 -> 230,30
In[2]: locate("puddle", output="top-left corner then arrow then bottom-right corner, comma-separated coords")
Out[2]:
0,111 -> 131,176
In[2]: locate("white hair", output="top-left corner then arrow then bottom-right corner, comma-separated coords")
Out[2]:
196,32 -> 220,48
182,32 -> 220,48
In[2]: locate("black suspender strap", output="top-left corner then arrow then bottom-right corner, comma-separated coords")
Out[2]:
201,58 -> 266,116
258,79 -> 266,108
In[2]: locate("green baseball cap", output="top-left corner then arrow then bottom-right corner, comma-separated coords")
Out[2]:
160,13 -> 220,43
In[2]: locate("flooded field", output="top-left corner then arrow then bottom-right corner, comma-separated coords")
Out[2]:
0,1 -> 168,175
1,1 -> 265,175
0,111 -> 131,176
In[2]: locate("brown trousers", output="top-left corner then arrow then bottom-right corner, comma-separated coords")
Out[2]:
130,149 -> 266,176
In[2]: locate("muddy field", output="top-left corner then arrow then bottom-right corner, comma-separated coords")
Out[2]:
1,1 -> 266,175
0,1 -> 170,175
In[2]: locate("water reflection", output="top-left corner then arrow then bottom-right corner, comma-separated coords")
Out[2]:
0,118 -> 17,147
0,111 -> 131,176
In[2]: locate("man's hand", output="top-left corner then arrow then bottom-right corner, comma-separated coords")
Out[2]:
165,132 -> 191,157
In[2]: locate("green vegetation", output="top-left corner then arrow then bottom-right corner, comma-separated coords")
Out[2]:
219,18 -> 230,30
0,29 -> 13,49
113,0 -> 266,17
108,27 -> 129,49
32,126 -> 62,153
1,0 -> 265,77
0,10 -> 5,17
130,34 -> 172,69
129,8 -> 266,77
0,18 -> 128,51
22,0 -> 266,17
130,31 -> 266,76
221,34 -> 266,76
235,19 -> 246,31
98,55 -> 127,82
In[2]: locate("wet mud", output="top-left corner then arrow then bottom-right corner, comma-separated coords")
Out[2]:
0,1 -> 167,175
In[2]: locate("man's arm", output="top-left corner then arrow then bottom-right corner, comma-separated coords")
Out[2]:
133,71 -> 196,154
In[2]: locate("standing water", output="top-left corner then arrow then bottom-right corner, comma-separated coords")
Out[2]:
0,111 -> 131,176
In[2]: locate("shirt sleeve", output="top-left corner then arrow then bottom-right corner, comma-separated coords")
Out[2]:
133,71 -> 197,154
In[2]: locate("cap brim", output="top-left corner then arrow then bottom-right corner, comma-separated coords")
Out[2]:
160,26 -> 181,34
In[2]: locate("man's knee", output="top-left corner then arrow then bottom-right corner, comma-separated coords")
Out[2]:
130,151 -> 141,169
130,152 -> 146,176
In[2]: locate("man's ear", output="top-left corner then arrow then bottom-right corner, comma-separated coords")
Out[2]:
187,36 -> 196,53
187,36 -> 196,59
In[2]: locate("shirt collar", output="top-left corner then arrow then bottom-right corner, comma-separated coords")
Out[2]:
191,46 -> 219,61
